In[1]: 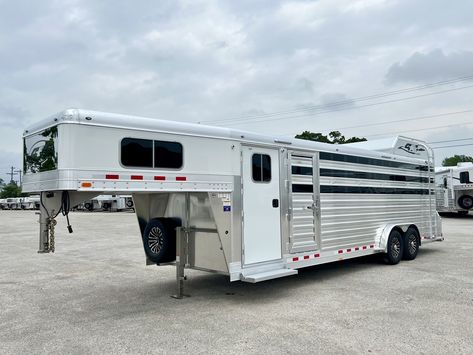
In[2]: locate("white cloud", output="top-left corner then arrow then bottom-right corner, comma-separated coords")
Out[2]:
386,49 -> 473,83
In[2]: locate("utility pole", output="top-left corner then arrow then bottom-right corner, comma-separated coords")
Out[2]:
6,166 -> 18,184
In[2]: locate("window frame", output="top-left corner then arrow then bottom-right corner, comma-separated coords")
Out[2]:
251,153 -> 272,183
120,137 -> 184,170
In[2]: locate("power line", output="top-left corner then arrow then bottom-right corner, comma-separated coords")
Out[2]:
365,121 -> 473,139
207,84 -> 473,126
429,137 -> 473,144
432,143 -> 473,149
280,109 -> 473,137
201,75 -> 473,125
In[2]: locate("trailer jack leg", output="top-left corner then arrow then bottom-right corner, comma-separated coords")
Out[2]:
171,227 -> 190,299
37,199 -> 57,253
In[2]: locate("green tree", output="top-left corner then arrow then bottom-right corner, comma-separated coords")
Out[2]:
295,130 -> 367,144
0,182 -> 23,198
442,154 -> 473,167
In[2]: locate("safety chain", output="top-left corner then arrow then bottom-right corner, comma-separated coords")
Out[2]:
49,217 -> 57,253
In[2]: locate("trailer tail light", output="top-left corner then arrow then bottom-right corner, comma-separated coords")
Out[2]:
81,182 -> 92,188
154,176 -> 166,181
105,174 -> 119,180
304,255 -> 309,260
338,250 -> 343,254
131,175 -> 143,180
176,176 -> 187,181
292,257 -> 299,262
362,246 -> 367,250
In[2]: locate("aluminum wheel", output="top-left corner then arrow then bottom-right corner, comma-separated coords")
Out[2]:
391,237 -> 401,259
402,228 -> 420,261
148,226 -> 164,254
408,234 -> 417,255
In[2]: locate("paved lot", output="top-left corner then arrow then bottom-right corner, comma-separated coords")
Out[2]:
0,211 -> 472,354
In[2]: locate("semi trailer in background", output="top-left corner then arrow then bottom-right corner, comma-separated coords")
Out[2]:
436,162 -> 473,215
22,109 -> 442,296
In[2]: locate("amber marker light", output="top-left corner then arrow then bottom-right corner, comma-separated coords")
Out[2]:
81,182 -> 92,188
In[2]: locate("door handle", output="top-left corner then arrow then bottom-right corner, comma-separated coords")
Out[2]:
307,202 -> 317,210
272,199 -> 279,208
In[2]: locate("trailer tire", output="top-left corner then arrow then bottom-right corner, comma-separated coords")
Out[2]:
383,229 -> 403,265
84,202 -> 93,211
402,227 -> 419,261
458,195 -> 473,210
142,219 -> 177,263
126,199 -> 134,208
102,202 -> 110,210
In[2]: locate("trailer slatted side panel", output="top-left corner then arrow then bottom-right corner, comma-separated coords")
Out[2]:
318,152 -> 432,251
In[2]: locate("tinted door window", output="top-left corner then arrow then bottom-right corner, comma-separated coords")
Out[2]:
252,154 -> 271,182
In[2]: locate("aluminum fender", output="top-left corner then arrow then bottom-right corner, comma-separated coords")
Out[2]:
377,224 -> 411,252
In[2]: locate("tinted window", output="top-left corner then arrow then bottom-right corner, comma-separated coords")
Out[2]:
121,138 -> 153,167
460,171 -> 470,184
154,141 -> 183,169
252,154 -> 271,182
24,126 -> 58,173
252,154 -> 262,181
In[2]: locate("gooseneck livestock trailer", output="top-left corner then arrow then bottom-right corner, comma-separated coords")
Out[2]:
23,109 -> 443,297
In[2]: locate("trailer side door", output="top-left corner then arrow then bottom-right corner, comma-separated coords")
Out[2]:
242,146 -> 282,265
289,152 -> 320,253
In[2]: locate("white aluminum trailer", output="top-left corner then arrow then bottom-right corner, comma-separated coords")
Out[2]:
97,195 -> 133,211
22,109 -> 442,297
19,196 -> 40,210
436,162 -> 473,215
77,195 -> 133,211
5,198 -> 21,210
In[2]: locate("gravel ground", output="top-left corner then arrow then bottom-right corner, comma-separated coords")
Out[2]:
0,210 -> 472,354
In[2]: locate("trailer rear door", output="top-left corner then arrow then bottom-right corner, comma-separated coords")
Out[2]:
242,146 -> 282,265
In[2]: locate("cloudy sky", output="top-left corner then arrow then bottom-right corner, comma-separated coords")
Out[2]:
1,0 -> 473,180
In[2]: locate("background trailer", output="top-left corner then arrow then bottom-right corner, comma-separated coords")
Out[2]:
436,162 -> 473,215
22,109 -> 442,296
